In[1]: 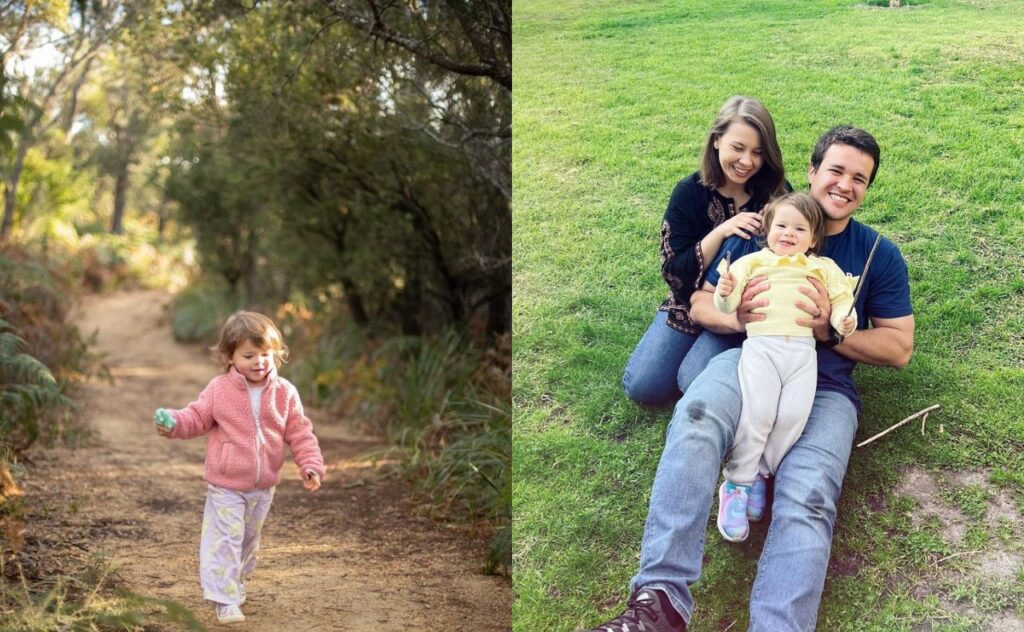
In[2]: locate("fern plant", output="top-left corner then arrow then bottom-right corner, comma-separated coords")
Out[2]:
0,318 -> 72,451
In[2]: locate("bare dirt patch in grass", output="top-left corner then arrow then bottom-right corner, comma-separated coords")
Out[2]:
895,466 -> 1024,631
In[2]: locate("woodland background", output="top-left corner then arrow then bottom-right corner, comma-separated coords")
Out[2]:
1,1 -> 510,626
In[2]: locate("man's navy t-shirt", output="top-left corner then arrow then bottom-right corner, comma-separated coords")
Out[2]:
705,218 -> 913,412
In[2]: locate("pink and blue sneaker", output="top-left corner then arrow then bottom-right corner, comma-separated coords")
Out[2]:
717,481 -> 750,542
747,475 -> 768,522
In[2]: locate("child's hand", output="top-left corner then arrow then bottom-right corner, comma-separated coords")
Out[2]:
717,272 -> 735,299
153,408 -> 175,435
303,471 -> 321,492
838,315 -> 856,337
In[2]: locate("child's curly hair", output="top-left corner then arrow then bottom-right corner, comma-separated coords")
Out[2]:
210,311 -> 289,371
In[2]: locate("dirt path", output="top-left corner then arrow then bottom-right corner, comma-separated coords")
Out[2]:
23,290 -> 510,631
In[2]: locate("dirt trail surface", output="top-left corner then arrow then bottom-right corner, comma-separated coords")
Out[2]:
23,289 -> 511,631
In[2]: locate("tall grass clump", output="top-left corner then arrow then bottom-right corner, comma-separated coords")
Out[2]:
288,323 -> 512,575
0,556 -> 206,631
373,331 -> 512,575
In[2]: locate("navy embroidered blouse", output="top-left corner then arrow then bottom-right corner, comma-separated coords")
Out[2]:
658,171 -> 776,333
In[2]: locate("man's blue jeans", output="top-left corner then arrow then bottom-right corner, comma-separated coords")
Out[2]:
630,348 -> 858,631
623,314 -> 743,407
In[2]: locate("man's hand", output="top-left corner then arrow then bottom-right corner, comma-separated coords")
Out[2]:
737,275 -> 770,327
795,277 -> 832,340
303,471 -> 322,492
716,272 -> 736,299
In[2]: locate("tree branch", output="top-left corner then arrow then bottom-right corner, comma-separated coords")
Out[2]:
322,0 -> 510,90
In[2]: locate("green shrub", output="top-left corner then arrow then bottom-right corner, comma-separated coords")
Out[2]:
170,284 -> 236,344
365,331 -> 512,574
0,248 -> 103,453
0,318 -> 73,453
276,314 -> 513,575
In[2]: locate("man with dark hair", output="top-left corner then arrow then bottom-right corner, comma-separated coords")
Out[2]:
586,126 -> 914,632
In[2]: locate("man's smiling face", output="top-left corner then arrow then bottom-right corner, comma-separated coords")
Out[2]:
807,143 -> 875,232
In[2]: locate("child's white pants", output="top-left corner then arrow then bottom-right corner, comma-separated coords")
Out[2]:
724,336 -> 817,485
199,483 -> 275,605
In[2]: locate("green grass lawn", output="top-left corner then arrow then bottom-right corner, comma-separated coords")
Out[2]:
513,1 -> 1024,630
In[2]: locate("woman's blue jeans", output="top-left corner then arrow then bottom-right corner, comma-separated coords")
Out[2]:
630,348 -> 858,631
622,312 -> 743,407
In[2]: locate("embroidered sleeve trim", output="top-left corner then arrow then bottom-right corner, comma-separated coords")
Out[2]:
660,219 -> 685,291
693,242 -> 705,289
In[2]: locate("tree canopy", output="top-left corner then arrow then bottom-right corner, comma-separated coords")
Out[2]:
1,0 -> 511,337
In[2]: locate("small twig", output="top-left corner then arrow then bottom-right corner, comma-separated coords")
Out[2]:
856,404 -> 941,448
920,411 -> 929,435
132,539 -> 193,551
933,550 -> 980,566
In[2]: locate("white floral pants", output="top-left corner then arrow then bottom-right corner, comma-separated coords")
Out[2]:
199,483 -> 275,605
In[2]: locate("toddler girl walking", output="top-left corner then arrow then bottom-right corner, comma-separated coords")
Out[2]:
153,311 -> 325,624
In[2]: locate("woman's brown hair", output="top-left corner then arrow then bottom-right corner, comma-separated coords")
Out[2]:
699,96 -> 787,200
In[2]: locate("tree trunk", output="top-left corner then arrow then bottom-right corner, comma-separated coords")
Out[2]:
232,227 -> 260,307
399,271 -> 423,336
156,201 -> 167,240
486,287 -> 511,339
340,276 -> 369,327
1,139 -> 32,238
110,166 -> 129,234
63,57 -> 95,137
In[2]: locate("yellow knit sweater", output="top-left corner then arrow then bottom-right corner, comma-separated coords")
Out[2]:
714,248 -> 857,338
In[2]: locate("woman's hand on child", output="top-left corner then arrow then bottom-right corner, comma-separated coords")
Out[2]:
838,315 -> 856,337
715,212 -> 762,241
303,471 -> 321,492
716,273 -> 735,298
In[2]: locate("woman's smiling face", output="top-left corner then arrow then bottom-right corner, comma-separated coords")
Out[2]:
715,120 -> 764,187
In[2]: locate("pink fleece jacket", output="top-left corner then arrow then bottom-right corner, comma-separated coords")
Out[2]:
162,365 -> 325,492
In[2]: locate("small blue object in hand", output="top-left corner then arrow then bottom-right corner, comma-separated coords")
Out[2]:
154,408 -> 176,430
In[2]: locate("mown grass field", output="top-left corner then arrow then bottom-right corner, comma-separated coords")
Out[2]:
513,1 -> 1024,630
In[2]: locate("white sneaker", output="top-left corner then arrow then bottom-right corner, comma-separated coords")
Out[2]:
216,603 -> 245,624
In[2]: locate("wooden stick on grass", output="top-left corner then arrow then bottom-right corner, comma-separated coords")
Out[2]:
856,404 -> 941,448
